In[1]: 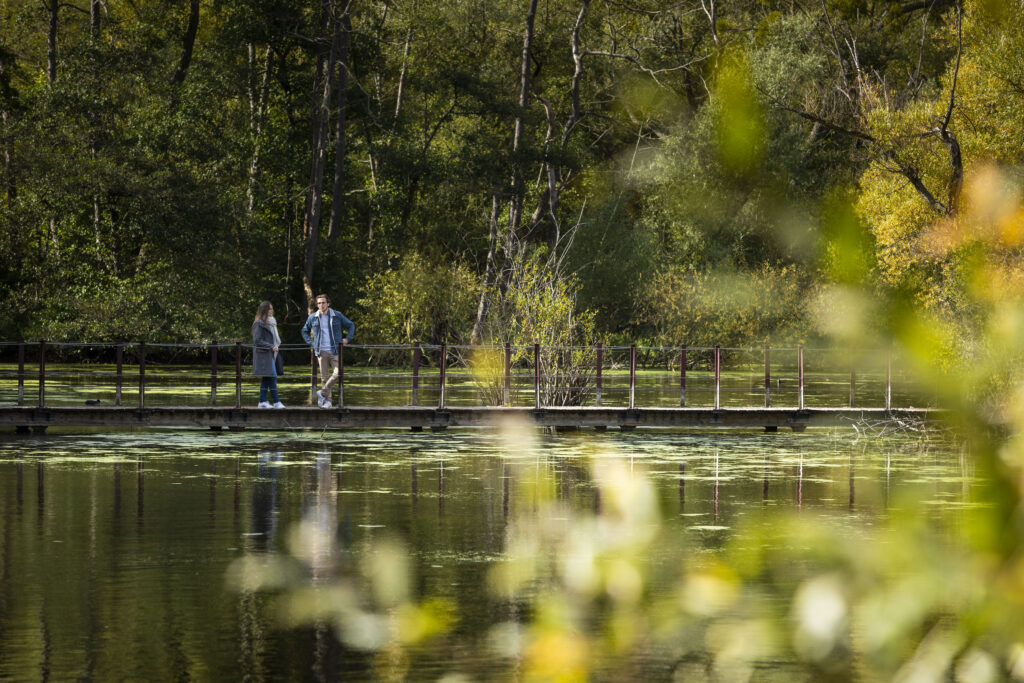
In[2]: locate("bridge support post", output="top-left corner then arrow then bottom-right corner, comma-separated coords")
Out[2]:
595,343 -> 603,406
17,341 -> 24,406
337,342 -> 345,408
764,345 -> 771,408
849,362 -> 856,408
534,343 -> 541,409
680,345 -> 686,407
115,342 -> 123,406
714,345 -> 721,410
886,350 -> 892,411
629,345 -> 636,409
412,343 -> 421,406
310,349 -> 317,405
210,341 -> 218,406
234,341 -> 242,409
38,340 -> 46,408
439,343 -> 447,409
798,346 -> 804,410
139,342 -> 147,409
504,343 -> 511,406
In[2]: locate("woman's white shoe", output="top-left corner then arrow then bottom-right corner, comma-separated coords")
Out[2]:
257,401 -> 272,409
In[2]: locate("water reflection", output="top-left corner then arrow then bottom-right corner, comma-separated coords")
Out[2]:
762,455 -> 769,503
849,452 -> 855,511
36,460 -> 44,523
0,429 -> 971,681
797,454 -> 804,509
137,453 -> 144,522
679,461 -> 685,510
251,451 -> 283,551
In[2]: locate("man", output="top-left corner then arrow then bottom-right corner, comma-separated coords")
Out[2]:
301,293 -> 355,408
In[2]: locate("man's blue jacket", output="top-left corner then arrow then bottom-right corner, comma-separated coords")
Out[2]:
301,308 -> 355,356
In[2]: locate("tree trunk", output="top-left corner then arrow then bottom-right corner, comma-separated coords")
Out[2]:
394,1 -> 415,123
507,0 -> 539,245
47,0 -> 58,85
301,0 -> 339,312
90,0 -> 101,37
246,44 -> 272,214
471,188 -> 501,344
1,109 -> 13,201
940,128 -> 962,215
93,192 -> 104,268
327,2 -> 352,240
171,0 -> 200,84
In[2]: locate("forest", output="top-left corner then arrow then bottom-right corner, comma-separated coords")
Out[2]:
0,0 -> 1021,355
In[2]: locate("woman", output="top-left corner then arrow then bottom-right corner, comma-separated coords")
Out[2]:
252,301 -> 285,408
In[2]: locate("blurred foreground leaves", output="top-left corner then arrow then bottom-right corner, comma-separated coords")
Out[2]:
227,165 -> 1024,681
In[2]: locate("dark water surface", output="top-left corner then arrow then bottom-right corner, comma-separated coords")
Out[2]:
0,427 -> 970,680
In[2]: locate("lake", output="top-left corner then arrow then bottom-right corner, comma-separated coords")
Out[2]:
0,424 -> 970,680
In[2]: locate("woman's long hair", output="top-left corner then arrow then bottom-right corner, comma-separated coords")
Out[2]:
254,300 -> 273,324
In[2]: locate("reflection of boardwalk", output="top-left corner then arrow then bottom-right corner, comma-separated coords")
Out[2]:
0,405 -> 938,433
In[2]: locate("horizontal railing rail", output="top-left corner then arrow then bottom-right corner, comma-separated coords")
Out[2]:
0,341 -> 924,412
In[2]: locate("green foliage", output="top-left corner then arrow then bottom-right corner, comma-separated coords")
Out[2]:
356,253 -> 478,345
481,254 -> 598,405
642,264 -> 812,347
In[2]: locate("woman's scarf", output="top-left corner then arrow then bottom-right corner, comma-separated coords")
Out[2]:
267,316 -> 281,357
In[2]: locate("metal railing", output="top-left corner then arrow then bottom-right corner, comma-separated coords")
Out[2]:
0,341 -> 919,411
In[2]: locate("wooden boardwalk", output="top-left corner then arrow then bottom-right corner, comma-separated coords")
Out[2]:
0,405 -> 937,433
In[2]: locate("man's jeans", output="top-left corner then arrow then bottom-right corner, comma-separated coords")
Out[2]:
317,351 -> 340,397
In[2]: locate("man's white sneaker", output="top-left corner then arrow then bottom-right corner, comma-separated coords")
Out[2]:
315,390 -> 326,406
257,401 -> 272,409
320,400 -> 333,409
272,401 -> 286,409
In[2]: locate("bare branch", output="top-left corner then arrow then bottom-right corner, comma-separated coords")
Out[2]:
885,151 -> 948,213
819,0 -> 851,98
939,0 -> 962,135
699,0 -> 718,46
768,99 -> 876,142
562,0 -> 590,147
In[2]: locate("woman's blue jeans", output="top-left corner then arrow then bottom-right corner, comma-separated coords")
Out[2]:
259,375 -> 279,403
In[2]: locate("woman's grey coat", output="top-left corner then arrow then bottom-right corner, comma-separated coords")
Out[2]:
252,320 -> 277,377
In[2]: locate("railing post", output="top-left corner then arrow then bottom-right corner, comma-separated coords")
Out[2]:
798,346 -> 805,410
138,342 -> 146,409
629,344 -> 636,409
17,341 -> 25,406
849,362 -> 856,408
680,345 -> 687,407
595,343 -> 603,406
439,343 -> 448,409
764,345 -> 771,408
885,350 -> 892,411
412,343 -> 421,406
534,343 -> 541,409
235,341 -> 242,409
337,342 -> 345,408
115,342 -> 123,406
504,343 -> 512,406
38,340 -> 46,408
714,345 -> 721,410
210,341 -> 218,406
310,350 -> 317,405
